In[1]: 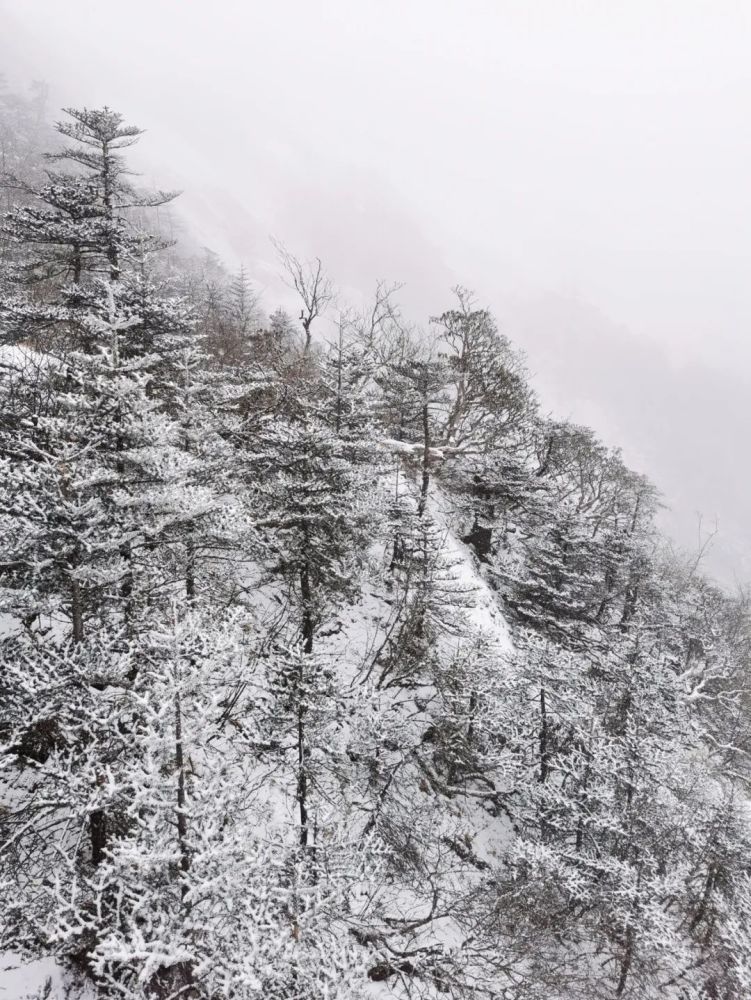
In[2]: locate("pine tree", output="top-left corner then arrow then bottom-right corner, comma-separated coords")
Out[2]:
0,108 -> 224,990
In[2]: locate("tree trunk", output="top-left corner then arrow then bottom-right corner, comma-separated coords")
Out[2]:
417,393 -> 430,518
300,558 -> 314,656
615,924 -> 635,997
90,808 -> 107,867
335,318 -> 344,433
303,317 -> 312,355
297,557 -> 313,849
71,577 -> 84,644
150,686 -> 197,997
101,139 -> 120,283
186,532 -> 196,603
538,684 -> 549,784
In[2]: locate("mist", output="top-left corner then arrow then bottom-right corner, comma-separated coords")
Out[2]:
3,0 -> 749,582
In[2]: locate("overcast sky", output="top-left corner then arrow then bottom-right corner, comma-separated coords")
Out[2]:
3,0 -> 750,583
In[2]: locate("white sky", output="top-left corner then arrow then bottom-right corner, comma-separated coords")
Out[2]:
3,0 -> 750,582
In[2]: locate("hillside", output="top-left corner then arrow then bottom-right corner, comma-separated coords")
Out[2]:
1,104 -> 751,1000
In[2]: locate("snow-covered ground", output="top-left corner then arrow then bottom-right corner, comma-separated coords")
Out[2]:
0,953 -> 68,1000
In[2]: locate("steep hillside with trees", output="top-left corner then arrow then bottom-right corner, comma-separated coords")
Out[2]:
1,101 -> 750,1000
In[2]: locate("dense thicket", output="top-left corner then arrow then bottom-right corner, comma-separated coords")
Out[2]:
1,97 -> 750,1000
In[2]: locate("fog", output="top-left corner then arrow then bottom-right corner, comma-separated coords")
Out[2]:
3,0 -> 750,583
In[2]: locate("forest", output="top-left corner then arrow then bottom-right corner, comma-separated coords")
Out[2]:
1,84 -> 751,1000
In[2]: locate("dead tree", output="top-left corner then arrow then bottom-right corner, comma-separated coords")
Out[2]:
272,238 -> 334,353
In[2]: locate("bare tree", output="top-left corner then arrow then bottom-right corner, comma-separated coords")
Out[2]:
271,238 -> 334,353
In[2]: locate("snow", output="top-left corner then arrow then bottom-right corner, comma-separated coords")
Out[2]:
0,954 -> 68,1000
430,490 -> 512,655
